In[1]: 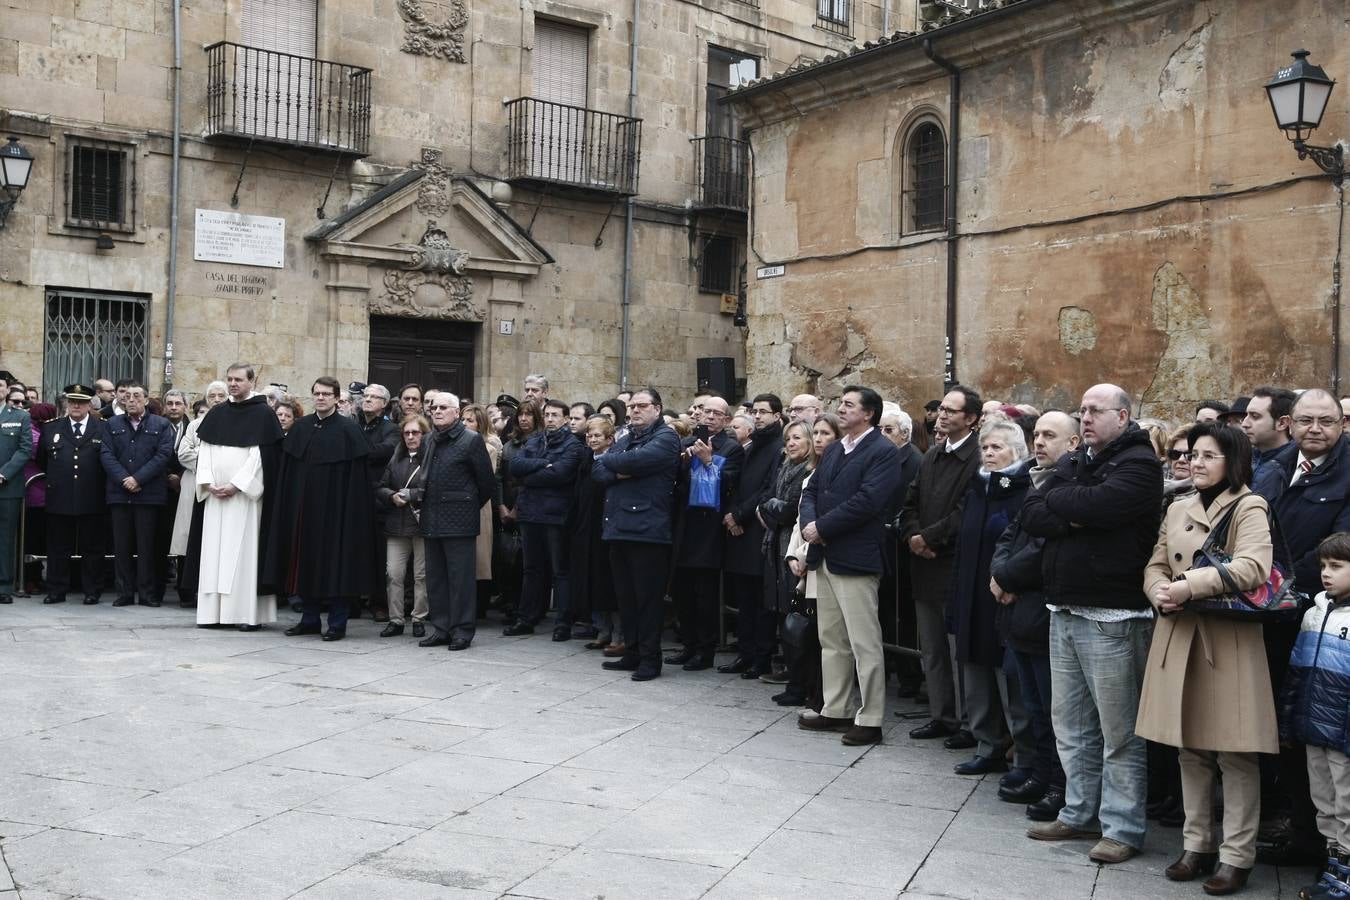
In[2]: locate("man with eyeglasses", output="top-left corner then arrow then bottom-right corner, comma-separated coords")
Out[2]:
668,394 -> 744,671
1020,384 -> 1161,865
0,383 -> 33,605
787,394 -> 822,426
1253,387 -> 1350,867
266,376 -> 376,642
898,386 -> 983,746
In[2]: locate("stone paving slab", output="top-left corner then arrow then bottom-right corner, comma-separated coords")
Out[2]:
0,594 -> 1297,898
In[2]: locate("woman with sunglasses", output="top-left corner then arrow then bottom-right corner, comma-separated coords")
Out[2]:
375,414 -> 432,638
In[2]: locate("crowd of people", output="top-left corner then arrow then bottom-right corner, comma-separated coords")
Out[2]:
5,366 -> 1350,896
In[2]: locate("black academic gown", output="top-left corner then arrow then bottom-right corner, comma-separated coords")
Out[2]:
263,411 -> 375,600
181,395 -> 284,595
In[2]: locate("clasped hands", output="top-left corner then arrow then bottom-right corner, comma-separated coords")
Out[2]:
208,483 -> 239,499
1154,578 -> 1193,615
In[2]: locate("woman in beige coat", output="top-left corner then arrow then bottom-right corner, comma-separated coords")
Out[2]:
1136,422 -> 1277,896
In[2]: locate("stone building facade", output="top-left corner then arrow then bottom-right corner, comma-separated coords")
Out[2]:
0,0 -> 894,403
728,0 -> 1349,421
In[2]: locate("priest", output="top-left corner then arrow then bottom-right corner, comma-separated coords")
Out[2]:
266,375 -> 375,642
193,363 -> 284,630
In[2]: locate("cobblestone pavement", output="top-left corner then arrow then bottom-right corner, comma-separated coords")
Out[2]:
0,596 -> 1299,899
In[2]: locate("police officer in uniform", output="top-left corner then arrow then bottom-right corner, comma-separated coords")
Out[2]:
39,385 -> 109,605
0,389 -> 33,604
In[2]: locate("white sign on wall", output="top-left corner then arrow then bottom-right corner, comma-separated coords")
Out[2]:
194,209 -> 286,268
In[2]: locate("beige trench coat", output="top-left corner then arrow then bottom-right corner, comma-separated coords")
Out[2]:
1135,486 -> 1278,753
475,434 -> 501,581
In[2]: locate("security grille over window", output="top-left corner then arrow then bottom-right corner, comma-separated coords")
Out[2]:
65,137 -> 135,231
816,0 -> 852,35
42,290 -> 148,402
699,235 -> 738,294
905,122 -> 946,232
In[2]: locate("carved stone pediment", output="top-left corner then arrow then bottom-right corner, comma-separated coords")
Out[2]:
397,0 -> 469,62
370,221 -> 482,321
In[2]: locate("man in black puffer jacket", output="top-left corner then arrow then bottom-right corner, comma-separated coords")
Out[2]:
418,392 -> 495,651
506,399 -> 585,640
1020,384 -> 1162,865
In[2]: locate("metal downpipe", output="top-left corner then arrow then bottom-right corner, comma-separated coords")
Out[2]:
924,37 -> 960,387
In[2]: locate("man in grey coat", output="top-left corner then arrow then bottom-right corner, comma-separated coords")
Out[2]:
418,392 -> 495,651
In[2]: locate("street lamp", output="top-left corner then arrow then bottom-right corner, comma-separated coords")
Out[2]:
0,136 -> 34,228
1264,50 -> 1343,178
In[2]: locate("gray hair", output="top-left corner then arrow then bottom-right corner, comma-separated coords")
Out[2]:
163,389 -> 187,403
980,419 -> 1030,460
523,374 -> 549,390
731,413 -> 754,430
365,383 -> 391,402
205,380 -> 227,396
434,391 -> 460,409
889,409 -> 913,436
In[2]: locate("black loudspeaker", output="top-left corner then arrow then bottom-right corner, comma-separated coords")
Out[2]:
697,357 -> 736,400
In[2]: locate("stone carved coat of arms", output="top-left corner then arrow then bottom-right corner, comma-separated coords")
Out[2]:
397,0 -> 469,62
372,221 -> 481,321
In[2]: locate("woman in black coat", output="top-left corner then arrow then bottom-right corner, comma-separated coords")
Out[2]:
570,416 -> 619,651
948,420 -> 1037,777
759,422 -> 813,616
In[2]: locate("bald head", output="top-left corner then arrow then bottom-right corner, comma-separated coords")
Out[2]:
1033,411 -> 1081,466
788,394 -> 822,425
1079,384 -> 1131,450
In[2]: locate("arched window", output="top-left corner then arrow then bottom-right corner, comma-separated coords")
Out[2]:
903,121 -> 946,233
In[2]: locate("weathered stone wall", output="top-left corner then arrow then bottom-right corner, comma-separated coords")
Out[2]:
734,0 -> 1349,421
0,0 -> 883,405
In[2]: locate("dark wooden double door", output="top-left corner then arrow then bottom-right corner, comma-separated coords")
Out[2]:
368,317 -> 476,400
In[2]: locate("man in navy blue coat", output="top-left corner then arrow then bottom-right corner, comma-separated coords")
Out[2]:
796,385 -> 901,746
591,387 -> 681,681
99,382 -> 174,607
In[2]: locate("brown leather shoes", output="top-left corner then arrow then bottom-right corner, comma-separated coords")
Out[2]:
841,725 -> 882,746
1201,863 -> 1250,895
602,642 -> 627,658
797,713 -> 853,733
1165,850 -> 1219,881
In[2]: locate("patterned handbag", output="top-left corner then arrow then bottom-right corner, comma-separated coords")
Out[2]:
1188,497 -> 1304,622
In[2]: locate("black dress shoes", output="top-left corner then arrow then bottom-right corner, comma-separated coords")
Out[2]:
631,668 -> 661,682
1164,850 -> 1219,881
943,729 -> 977,750
83,595 -> 99,605
602,658 -> 640,671
954,755 -> 1009,776
773,690 -> 806,706
138,597 -> 162,607
112,597 -> 134,607
179,598 -> 197,609
321,630 -> 345,642
717,657 -> 751,674
45,595 -> 67,605
551,626 -> 571,642
682,655 -> 716,672
999,777 -> 1049,804
1026,788 -> 1066,821
419,634 -> 450,647
284,623 -> 322,636
412,621 -> 426,638
502,621 -> 534,636
448,637 -> 472,651
237,624 -> 261,632
908,720 -> 956,740
0,594 -> 11,604
665,649 -> 696,666
380,623 -> 405,637
740,664 -> 770,680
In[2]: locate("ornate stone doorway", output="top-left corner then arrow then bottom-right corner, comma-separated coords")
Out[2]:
368,316 -> 476,401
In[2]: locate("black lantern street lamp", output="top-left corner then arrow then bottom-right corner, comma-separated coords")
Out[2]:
0,136 -> 35,229
1264,50 -> 1343,178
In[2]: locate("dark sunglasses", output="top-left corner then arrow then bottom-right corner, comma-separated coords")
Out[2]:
1167,449 -> 1189,461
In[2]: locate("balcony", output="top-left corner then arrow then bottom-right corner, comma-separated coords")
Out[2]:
204,41 -> 372,157
504,97 -> 641,197
691,136 -> 750,212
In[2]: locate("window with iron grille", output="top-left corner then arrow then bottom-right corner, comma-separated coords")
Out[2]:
904,122 -> 946,233
816,0 -> 851,34
42,289 -> 148,403
65,137 -> 135,231
698,235 -> 738,294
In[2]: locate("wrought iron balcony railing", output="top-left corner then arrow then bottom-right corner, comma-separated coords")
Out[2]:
205,41 -> 372,157
691,136 -> 750,211
504,97 -> 642,196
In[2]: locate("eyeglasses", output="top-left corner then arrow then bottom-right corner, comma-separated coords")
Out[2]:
936,405 -> 967,416
880,425 -> 900,434
628,402 -> 653,411
430,405 -> 453,412
312,391 -> 335,399
1078,406 -> 1124,419
7,398 -> 26,407
1166,448 -> 1189,461
1293,416 -> 1342,429
1187,451 -> 1224,463
401,429 -> 423,436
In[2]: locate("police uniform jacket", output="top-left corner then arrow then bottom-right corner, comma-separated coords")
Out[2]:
40,416 -> 109,516
0,405 -> 33,500
100,413 -> 175,505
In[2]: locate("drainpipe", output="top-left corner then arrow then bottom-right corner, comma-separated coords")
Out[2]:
162,0 -> 183,392
618,0 -> 639,391
924,37 -> 959,387
882,0 -> 890,35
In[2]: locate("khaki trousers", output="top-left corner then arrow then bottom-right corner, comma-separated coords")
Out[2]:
1179,747 -> 1261,868
817,562 -> 885,728
386,536 -> 427,625
1307,745 -> 1350,851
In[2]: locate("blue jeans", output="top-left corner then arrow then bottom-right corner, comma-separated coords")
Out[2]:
1049,610 -> 1152,848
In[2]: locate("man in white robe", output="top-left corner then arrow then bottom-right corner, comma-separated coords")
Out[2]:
193,364 -> 283,630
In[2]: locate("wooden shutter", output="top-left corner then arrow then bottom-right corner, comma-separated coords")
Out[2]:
533,20 -> 588,107
241,0 -> 317,56
238,0 -> 318,143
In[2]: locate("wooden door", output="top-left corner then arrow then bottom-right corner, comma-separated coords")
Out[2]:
368,317 -> 476,402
